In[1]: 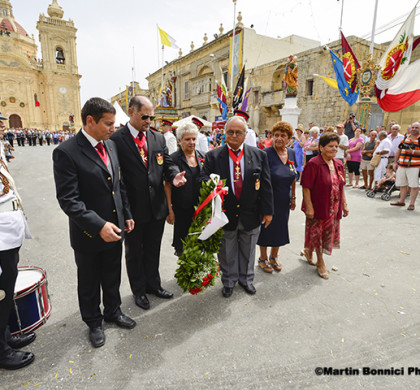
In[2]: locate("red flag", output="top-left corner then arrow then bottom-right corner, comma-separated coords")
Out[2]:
341,32 -> 360,93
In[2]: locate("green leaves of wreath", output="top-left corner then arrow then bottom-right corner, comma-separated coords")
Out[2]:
175,178 -> 225,295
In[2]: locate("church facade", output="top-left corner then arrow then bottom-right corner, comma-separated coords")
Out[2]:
0,0 -> 81,130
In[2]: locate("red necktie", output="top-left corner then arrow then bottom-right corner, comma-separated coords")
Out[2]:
95,142 -> 108,166
231,149 -> 243,200
133,132 -> 148,168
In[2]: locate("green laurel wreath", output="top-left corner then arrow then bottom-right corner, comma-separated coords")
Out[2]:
175,178 -> 226,294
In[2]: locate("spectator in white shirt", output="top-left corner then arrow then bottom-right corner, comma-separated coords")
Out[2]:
335,124 -> 348,163
162,120 -> 177,155
373,131 -> 392,185
387,124 -> 404,164
192,117 -> 208,154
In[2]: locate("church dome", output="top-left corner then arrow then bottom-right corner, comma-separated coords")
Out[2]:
0,0 -> 29,36
47,0 -> 64,19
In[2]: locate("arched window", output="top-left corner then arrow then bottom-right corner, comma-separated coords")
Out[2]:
56,47 -> 65,64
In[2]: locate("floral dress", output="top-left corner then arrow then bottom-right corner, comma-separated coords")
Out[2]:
304,170 -> 341,255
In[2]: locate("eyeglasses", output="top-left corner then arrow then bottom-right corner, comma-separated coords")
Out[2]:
138,114 -> 155,121
226,130 -> 245,136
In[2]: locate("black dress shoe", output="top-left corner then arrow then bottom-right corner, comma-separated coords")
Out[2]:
222,287 -> 233,298
147,288 -> 173,299
8,332 -> 36,349
105,314 -> 136,329
89,327 -> 105,348
0,350 -> 35,370
238,282 -> 256,295
135,295 -> 150,310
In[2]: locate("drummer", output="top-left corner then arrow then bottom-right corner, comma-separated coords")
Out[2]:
0,114 -> 35,370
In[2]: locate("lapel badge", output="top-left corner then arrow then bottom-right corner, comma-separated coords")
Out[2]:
255,178 -> 260,190
156,153 -> 164,165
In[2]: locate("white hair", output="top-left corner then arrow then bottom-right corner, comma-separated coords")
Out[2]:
391,124 -> 401,131
310,126 -> 320,135
225,116 -> 249,133
176,122 -> 198,141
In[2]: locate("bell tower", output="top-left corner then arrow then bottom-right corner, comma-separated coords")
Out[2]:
36,0 -> 81,129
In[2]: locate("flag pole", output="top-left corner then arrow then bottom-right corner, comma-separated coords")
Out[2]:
369,0 -> 379,55
230,0 -> 237,93
339,0 -> 344,33
161,44 -> 165,107
132,46 -> 135,92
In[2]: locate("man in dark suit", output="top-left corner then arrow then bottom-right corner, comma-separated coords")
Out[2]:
202,116 -> 273,297
53,97 -> 136,348
111,96 -> 186,311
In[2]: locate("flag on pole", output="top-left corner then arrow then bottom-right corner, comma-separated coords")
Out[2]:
330,50 -> 359,106
216,84 -> 227,116
375,7 -> 420,112
313,74 -> 338,90
157,26 -> 179,49
214,95 -> 228,120
220,72 -> 228,98
232,66 -> 245,110
240,87 -> 252,111
341,32 -> 360,93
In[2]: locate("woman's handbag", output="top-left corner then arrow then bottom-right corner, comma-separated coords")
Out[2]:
369,153 -> 381,168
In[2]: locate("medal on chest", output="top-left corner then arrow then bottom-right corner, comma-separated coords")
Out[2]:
156,153 -> 163,165
140,148 -> 147,164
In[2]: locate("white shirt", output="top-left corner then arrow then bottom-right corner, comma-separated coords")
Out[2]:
375,137 -> 392,157
164,131 -> 177,154
336,134 -> 349,159
244,128 -> 257,148
195,132 -> 209,154
387,133 -> 404,157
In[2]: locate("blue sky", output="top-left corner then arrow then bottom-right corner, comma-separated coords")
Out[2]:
11,0 -> 420,105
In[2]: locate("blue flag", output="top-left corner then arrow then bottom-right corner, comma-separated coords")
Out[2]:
330,50 -> 359,106
214,95 -> 228,120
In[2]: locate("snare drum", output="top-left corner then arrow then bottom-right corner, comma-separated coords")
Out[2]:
9,266 -> 52,335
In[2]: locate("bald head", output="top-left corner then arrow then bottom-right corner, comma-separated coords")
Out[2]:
128,96 -> 155,132
129,96 -> 153,111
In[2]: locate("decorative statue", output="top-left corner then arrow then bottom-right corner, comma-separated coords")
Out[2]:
283,55 -> 298,97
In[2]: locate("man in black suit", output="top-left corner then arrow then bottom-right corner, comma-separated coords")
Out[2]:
202,116 -> 273,297
53,97 -> 136,348
111,96 -> 186,311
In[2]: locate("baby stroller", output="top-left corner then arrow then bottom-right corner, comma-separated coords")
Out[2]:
366,180 -> 399,200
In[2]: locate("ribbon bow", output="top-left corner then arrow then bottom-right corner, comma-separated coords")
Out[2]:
193,174 -> 228,219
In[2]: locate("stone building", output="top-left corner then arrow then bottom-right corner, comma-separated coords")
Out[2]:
145,12 -> 420,133
248,35 -> 420,132
0,0 -> 81,130
145,14 -> 320,127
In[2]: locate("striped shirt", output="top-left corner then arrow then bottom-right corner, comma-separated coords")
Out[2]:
397,135 -> 420,167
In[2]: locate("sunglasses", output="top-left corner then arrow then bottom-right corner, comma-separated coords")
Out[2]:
138,114 -> 156,121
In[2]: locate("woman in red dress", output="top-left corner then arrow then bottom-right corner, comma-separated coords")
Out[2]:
300,133 -> 349,279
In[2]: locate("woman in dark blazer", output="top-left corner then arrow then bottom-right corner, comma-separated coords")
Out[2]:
164,122 -> 205,256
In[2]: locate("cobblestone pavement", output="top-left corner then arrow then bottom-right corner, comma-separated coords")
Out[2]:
2,144 -> 420,390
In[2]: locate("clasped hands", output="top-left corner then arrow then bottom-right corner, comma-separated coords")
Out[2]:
99,219 -> 135,242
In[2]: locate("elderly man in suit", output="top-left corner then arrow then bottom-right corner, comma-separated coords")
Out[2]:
202,116 -> 274,297
53,97 -> 136,348
111,96 -> 186,311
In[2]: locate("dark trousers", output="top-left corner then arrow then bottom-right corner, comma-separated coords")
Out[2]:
125,218 -> 165,296
74,244 -> 123,328
46,139 -> 51,146
0,247 -> 20,360
172,206 -> 194,254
